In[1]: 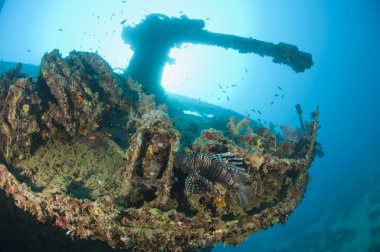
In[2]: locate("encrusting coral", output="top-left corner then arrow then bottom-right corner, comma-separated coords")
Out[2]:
0,50 -> 141,164
226,116 -> 251,135
0,50 -> 321,251
121,109 -> 180,210
0,64 -> 43,163
0,77 -> 42,162
39,49 -> 129,138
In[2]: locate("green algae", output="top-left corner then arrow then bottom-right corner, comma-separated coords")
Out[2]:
14,138 -> 125,200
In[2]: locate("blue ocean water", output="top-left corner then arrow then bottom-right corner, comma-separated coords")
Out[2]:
1,0 -> 379,251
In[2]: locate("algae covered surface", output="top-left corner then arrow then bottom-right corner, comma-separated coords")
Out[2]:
0,15 -> 321,251
15,138 -> 125,200
0,49 -> 321,251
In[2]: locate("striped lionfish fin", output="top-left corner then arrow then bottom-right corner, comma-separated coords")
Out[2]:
185,173 -> 221,199
210,152 -> 247,175
237,184 -> 253,208
232,172 -> 250,184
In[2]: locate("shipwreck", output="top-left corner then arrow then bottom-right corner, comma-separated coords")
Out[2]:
0,14 -> 322,251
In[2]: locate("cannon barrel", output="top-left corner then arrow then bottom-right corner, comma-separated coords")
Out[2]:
122,14 -> 313,100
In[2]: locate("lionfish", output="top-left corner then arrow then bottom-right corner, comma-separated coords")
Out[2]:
174,152 -> 252,208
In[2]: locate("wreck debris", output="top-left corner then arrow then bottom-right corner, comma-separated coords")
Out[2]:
276,106 -> 323,159
0,104 -> 320,249
0,63 -> 25,112
122,14 -> 313,101
0,50 -> 321,250
0,50 -> 136,164
122,110 -> 180,209
40,49 -> 128,137
177,107 -> 319,227
0,77 -> 42,163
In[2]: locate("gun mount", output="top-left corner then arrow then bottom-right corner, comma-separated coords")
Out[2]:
122,14 -> 313,102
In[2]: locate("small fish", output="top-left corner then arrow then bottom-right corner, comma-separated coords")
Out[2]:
245,68 -> 247,73
97,16 -> 100,20
222,90 -> 226,93
217,97 -> 221,100
281,94 -> 284,99
205,17 -> 210,20
258,119 -> 261,122
270,101 -> 274,105
278,86 -> 282,91
27,49 -> 31,52
231,84 -> 237,87
120,19 -> 127,25
122,0 -> 127,3
274,94 -> 279,97
257,110 -> 262,115
218,84 -> 222,89
213,197 -> 226,208
227,96 -> 230,101
58,28 -> 63,32
175,152 -> 252,208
